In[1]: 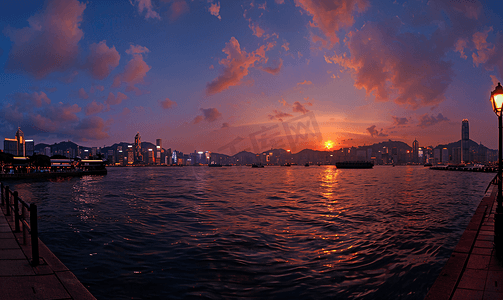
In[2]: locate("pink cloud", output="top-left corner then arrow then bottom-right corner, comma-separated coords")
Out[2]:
275,0 -> 285,4
106,92 -> 128,105
279,97 -> 290,107
222,122 -> 230,128
73,116 -> 110,140
294,0 -> 369,48
85,100 -> 105,115
391,116 -> 408,127
78,88 -> 89,100
472,28 -> 495,67
193,108 -> 222,124
261,58 -> 283,75
292,101 -> 309,114
4,0 -> 86,78
86,41 -> 120,80
282,42 -> 290,51
169,0 -> 189,20
11,92 -> 51,108
113,45 -> 152,91
209,2 -> 221,20
90,85 -> 105,93
258,3 -> 267,10
328,20 -> 453,109
206,37 -> 271,95
160,98 -> 177,109
133,0 -> 160,19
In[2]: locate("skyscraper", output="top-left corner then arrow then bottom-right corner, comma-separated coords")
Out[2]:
3,127 -> 33,156
134,132 -> 143,163
461,119 -> 469,163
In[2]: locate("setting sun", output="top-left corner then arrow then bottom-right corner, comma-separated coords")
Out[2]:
324,140 -> 334,150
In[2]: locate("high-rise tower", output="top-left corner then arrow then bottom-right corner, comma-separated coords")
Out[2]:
134,132 -> 143,163
412,138 -> 419,163
461,119 -> 469,163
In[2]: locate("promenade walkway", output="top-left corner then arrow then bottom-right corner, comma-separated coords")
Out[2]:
426,186 -> 503,300
0,204 -> 95,299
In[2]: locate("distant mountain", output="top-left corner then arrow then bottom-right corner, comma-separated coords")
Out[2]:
34,141 -> 89,153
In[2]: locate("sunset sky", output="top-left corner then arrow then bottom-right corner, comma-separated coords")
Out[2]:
1,0 -> 503,155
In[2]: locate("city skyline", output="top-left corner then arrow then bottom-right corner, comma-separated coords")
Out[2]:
1,0 -> 503,153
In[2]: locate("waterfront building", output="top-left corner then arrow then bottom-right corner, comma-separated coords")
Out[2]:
156,139 -> 162,165
461,119 -> 469,163
127,145 -> 134,165
134,132 -> 143,163
442,148 -> 449,163
412,139 -> 419,163
452,147 -> 461,164
3,127 -> 33,156
434,148 -> 441,164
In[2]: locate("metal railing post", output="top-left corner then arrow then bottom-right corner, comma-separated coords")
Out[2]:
1,182 -> 4,205
13,191 -> 20,232
5,186 -> 10,216
30,204 -> 39,266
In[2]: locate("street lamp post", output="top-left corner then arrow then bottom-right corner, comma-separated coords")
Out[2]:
491,82 -> 503,256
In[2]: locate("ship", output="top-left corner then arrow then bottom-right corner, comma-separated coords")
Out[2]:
335,161 -> 374,169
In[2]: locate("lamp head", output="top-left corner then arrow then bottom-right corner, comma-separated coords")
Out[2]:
491,82 -> 503,116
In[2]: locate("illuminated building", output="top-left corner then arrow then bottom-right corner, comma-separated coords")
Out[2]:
148,149 -> 154,164
461,119 -> 469,163
127,145 -> 134,165
3,127 -> 33,156
412,139 -> 419,163
156,139 -> 162,165
134,132 -> 143,163
442,148 -> 449,163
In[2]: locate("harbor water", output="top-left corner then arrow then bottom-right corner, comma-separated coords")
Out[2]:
7,166 -> 495,299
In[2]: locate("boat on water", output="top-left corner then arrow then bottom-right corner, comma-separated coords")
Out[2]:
335,161 -> 374,169
208,163 -> 222,167
0,159 -> 107,180
305,163 -> 309,167
251,164 -> 264,168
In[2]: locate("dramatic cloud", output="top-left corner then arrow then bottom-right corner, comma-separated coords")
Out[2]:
206,37 -> 271,95
418,113 -> 449,128
78,88 -> 89,100
268,110 -> 293,122
86,41 -> 120,80
73,116 -> 110,140
392,116 -> 408,127
84,100 -> 105,115
193,108 -> 222,124
294,0 -> 369,47
327,20 -> 454,109
366,125 -> 388,137
160,98 -> 177,109
105,92 -> 128,105
261,58 -> 283,75
133,0 -> 160,19
208,2 -> 221,20
113,45 -> 152,92
292,101 -> 309,114
4,0 -> 86,78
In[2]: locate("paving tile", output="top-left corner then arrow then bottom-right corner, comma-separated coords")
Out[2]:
56,271 -> 96,300
0,238 -> 21,249
485,271 -> 503,293
0,259 -> 35,276
0,274 -> 71,300
467,255 -> 492,270
480,231 -> 494,236
483,291 -> 503,299
475,240 -> 494,249
482,226 -> 495,231
473,247 -> 493,256
0,231 -> 15,239
478,235 -> 494,242
451,288 -> 483,300
0,248 -> 26,259
458,269 -> 488,291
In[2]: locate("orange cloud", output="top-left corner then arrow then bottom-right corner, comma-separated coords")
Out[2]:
208,2 -> 221,20
249,21 -> 265,38
294,0 -> 369,48
297,80 -> 312,85
86,41 -> 120,80
4,0 -> 86,78
206,37 -> 270,95
281,42 -> 290,51
268,110 -> 292,122
193,108 -> 222,124
106,92 -> 128,105
472,28 -> 495,67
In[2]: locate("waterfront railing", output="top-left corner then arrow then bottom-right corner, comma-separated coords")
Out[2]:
0,182 -> 39,266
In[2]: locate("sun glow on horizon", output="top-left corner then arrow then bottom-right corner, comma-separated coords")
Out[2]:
324,140 -> 334,150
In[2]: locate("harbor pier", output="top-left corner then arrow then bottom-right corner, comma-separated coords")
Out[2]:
426,185 -> 503,299
0,184 -> 95,300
